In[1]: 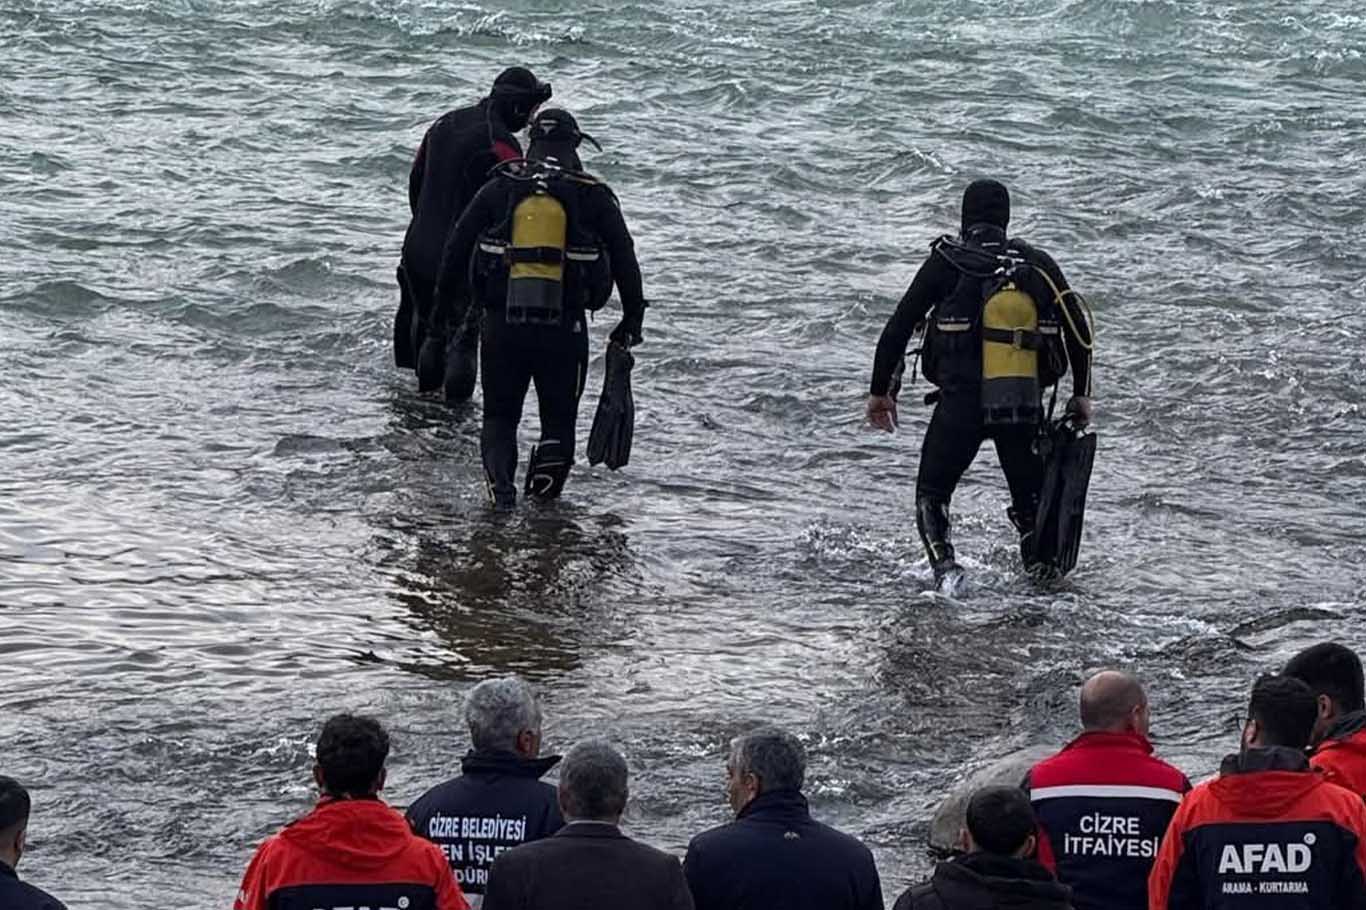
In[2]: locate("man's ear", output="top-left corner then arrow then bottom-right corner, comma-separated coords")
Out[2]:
1242,718 -> 1260,750
1319,694 -> 1335,721
375,767 -> 387,795
1021,833 -> 1037,859
312,765 -> 326,793
957,826 -> 973,853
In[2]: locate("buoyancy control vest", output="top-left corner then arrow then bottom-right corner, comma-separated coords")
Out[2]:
471,163 -> 613,326
921,233 -> 1068,424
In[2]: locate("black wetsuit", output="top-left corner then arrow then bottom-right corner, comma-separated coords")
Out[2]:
397,99 -> 522,377
435,165 -> 645,503
870,237 -> 1092,571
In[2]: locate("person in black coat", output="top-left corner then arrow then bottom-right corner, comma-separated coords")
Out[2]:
397,66 -> 552,401
895,786 -> 1072,910
480,739 -> 693,910
406,677 -> 565,907
684,726 -> 883,910
0,777 -> 68,910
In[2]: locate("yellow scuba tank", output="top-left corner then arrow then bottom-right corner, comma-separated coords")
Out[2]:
981,282 -> 1043,424
506,188 -> 568,324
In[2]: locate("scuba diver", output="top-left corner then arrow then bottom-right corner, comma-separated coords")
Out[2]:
866,179 -> 1094,589
432,109 -> 647,509
396,66 -> 552,403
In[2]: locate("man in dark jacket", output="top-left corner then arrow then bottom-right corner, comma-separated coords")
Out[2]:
1284,642 -> 1366,797
1148,674 -> 1366,910
0,777 -> 67,910
684,726 -> 883,910
896,786 -> 1072,910
865,179 -> 1094,589
481,739 -> 693,910
1026,671 -> 1190,910
234,714 -> 468,910
397,66 -> 552,401
407,676 -> 564,907
434,108 -> 647,508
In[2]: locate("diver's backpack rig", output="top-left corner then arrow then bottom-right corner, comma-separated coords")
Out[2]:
471,160 -> 613,326
902,232 -> 1098,580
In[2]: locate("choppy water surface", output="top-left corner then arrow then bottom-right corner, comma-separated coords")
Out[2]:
2,0 -> 1365,905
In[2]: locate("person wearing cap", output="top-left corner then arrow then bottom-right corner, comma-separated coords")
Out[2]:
397,66 -> 552,402
433,108 -> 647,508
864,179 -> 1093,590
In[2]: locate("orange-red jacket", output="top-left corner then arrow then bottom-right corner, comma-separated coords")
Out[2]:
234,797 -> 468,910
1312,713 -> 1366,799
1148,747 -> 1366,910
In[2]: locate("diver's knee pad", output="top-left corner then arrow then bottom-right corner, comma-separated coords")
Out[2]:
525,439 -> 572,501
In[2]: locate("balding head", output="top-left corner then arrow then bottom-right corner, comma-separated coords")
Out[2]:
1080,671 -> 1149,735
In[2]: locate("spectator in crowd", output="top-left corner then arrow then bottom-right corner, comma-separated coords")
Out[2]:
408,677 -> 564,906
1284,642 -> 1366,796
233,714 -> 467,910
1026,670 -> 1189,910
481,739 -> 692,910
895,786 -> 1072,910
684,726 -> 883,910
0,777 -> 67,910
1148,674 -> 1366,909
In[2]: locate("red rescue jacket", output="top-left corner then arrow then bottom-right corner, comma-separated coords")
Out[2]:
1311,713 -> 1366,799
1027,731 -> 1190,910
1147,747 -> 1366,910
234,797 -> 469,910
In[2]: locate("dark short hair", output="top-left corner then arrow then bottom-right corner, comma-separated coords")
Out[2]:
1285,643 -> 1365,713
966,786 -> 1036,856
316,714 -> 389,796
730,727 -> 806,793
559,740 -> 628,820
0,777 -> 31,832
1249,675 -> 1318,749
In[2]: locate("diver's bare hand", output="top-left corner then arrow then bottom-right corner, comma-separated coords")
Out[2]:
867,394 -> 898,433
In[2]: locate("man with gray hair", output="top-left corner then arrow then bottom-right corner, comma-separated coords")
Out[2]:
407,676 -> 564,907
481,739 -> 694,909
684,726 -> 883,910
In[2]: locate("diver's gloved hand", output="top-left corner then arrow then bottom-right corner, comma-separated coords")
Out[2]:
610,312 -> 644,348
1066,395 -> 1094,428
866,394 -> 898,433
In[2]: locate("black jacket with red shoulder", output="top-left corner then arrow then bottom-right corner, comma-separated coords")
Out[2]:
1026,731 -> 1190,910
402,99 -> 522,282
233,796 -> 469,910
1311,711 -> 1366,799
1147,746 -> 1366,910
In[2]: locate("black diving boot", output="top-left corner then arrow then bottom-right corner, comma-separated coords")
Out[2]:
917,496 -> 964,591
1009,506 -> 1055,581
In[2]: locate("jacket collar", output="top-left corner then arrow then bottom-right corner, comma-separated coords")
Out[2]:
934,852 -> 1072,906
1064,730 -> 1154,754
1324,710 -> 1366,742
555,820 -> 624,839
460,750 -> 562,779
737,789 -> 811,822
0,859 -> 15,880
1220,745 -> 1311,776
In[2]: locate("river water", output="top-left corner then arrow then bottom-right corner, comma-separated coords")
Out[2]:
2,0 -> 1364,906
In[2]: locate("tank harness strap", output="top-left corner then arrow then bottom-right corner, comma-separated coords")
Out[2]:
508,247 -> 564,265
982,326 -> 1046,351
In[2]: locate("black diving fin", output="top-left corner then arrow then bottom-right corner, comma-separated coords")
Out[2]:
586,341 -> 635,470
1028,417 -> 1096,578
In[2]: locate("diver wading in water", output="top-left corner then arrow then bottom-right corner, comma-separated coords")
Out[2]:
397,66 -> 552,403
867,179 -> 1094,590
433,109 -> 646,509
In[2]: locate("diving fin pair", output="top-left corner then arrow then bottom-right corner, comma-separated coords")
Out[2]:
1027,417 -> 1097,578
586,341 -> 635,470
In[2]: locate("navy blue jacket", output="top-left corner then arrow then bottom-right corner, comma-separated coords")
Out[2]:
406,751 -> 565,900
0,861 -> 68,910
684,790 -> 883,910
